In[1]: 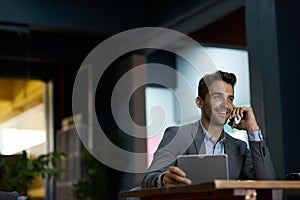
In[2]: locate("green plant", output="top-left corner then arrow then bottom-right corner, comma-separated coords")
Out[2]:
72,148 -> 110,200
73,131 -> 124,200
0,150 -> 67,198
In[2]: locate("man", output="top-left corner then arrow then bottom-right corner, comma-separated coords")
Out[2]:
142,70 -> 275,188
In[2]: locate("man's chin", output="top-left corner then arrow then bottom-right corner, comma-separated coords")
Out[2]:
217,118 -> 229,126
212,120 -> 227,127
211,115 -> 229,126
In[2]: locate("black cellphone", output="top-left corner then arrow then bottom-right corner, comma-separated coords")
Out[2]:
228,117 -> 240,129
286,173 -> 300,180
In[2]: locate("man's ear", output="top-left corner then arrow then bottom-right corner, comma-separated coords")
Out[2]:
195,96 -> 204,108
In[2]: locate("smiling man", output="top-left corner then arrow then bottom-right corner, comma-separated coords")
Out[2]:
142,70 -> 275,188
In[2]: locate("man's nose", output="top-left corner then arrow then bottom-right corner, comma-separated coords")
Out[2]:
220,97 -> 226,104
221,98 -> 230,108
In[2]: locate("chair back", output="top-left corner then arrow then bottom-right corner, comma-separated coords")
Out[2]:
0,191 -> 19,200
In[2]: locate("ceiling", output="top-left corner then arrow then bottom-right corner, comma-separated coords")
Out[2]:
0,78 -> 44,124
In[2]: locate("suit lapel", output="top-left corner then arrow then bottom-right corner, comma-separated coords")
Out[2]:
224,134 -> 242,179
191,121 -> 205,154
224,136 -> 234,157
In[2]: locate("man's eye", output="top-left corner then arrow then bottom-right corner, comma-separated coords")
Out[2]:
212,95 -> 221,99
228,97 -> 234,103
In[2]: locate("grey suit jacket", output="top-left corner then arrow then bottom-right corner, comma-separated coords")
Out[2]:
142,121 -> 275,188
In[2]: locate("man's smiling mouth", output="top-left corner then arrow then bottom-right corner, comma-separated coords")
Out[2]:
216,109 -> 229,116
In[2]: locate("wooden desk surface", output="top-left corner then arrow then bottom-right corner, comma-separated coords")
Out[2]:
120,180 -> 300,199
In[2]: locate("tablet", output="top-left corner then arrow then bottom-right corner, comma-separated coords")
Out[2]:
176,154 -> 229,184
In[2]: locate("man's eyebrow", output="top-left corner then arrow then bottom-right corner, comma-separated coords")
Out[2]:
211,92 -> 224,96
210,92 -> 234,98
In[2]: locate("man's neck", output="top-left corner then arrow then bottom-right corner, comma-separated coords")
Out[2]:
201,119 -> 223,140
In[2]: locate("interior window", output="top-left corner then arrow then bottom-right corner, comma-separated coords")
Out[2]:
145,46 -> 250,165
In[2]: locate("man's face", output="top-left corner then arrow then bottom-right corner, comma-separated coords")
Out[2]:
200,80 -> 234,127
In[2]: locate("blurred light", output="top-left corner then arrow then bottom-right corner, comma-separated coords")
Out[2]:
0,128 -> 46,155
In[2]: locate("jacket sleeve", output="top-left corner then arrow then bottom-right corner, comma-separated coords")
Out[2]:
142,127 -> 180,188
141,150 -> 175,188
249,140 -> 275,180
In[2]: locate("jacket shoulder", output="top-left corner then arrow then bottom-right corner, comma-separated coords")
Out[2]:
157,122 -> 198,151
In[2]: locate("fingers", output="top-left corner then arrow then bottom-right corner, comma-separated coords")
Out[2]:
231,106 -> 249,120
236,107 -> 244,120
230,107 -> 260,132
163,166 -> 192,186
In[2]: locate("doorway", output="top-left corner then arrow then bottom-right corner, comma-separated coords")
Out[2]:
0,77 -> 53,199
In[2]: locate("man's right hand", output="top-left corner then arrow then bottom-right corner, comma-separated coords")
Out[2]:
162,166 -> 192,186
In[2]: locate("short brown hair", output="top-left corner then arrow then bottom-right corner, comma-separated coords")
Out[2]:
198,70 -> 236,100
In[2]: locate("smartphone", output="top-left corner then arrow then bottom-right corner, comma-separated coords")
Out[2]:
286,173 -> 300,180
228,116 -> 241,129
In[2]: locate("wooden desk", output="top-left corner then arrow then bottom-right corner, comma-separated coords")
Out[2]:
120,180 -> 300,200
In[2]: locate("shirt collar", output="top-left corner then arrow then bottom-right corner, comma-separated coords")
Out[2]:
199,121 -> 226,143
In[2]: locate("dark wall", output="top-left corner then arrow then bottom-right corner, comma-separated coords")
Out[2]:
246,0 -> 300,181
275,0 -> 300,175
189,8 -> 246,47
